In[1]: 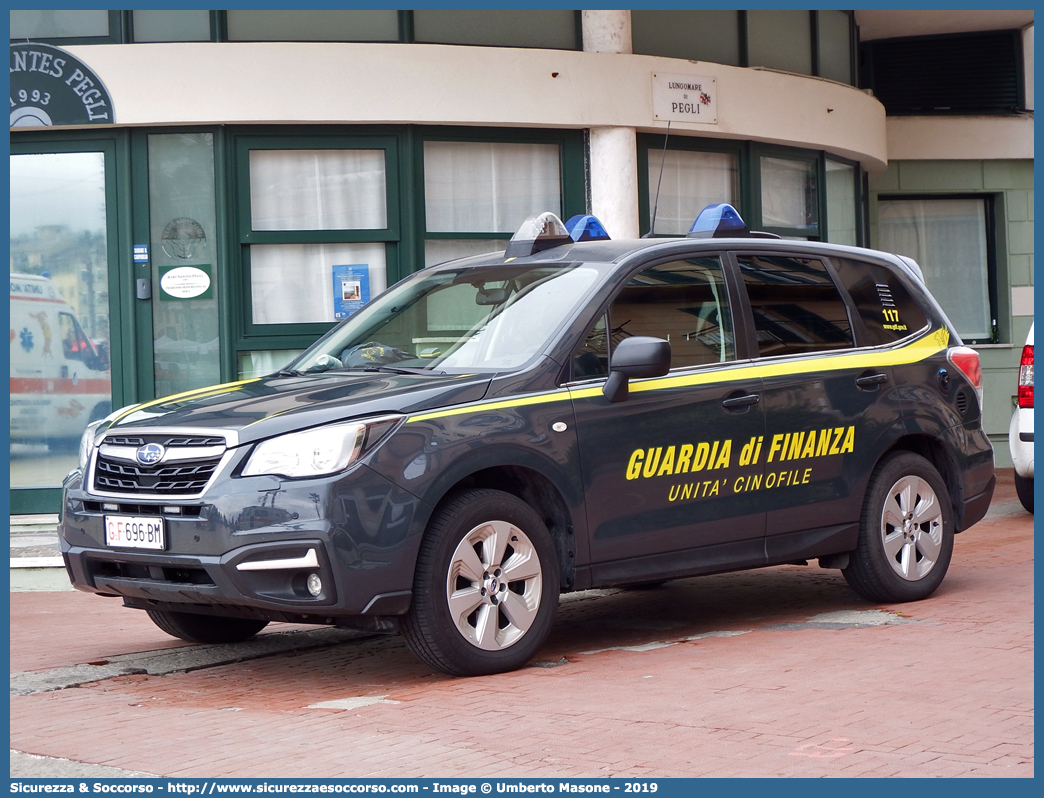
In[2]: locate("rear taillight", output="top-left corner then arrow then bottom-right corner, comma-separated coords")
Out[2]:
1018,344 -> 1034,409
948,346 -> 983,407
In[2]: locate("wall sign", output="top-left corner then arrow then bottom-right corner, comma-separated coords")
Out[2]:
333,264 -> 370,319
10,42 -> 114,128
159,264 -> 213,301
652,72 -> 717,124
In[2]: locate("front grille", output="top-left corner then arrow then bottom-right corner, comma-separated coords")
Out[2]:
91,433 -> 227,498
105,435 -> 225,447
94,457 -> 221,495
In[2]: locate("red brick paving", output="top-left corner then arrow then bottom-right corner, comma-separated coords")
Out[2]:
10,471 -> 1033,777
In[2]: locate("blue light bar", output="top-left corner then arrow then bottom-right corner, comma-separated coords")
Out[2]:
504,212 -> 573,258
564,215 -> 611,243
687,203 -> 749,238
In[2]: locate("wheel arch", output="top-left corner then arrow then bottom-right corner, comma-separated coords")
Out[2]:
426,463 -> 579,593
881,434 -> 967,530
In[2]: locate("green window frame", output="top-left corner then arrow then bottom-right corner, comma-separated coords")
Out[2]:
414,127 -> 587,268
638,136 -> 749,237
231,132 -> 404,361
9,131 -> 130,514
638,136 -> 866,245
632,10 -> 856,85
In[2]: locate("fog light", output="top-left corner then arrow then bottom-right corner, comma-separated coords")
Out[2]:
306,573 -> 323,597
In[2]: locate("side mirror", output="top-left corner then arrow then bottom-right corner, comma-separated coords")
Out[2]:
603,336 -> 671,403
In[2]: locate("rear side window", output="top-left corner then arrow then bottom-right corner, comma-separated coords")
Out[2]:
832,257 -> 929,346
737,254 -> 854,358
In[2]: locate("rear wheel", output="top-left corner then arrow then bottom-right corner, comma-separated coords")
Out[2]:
843,452 -> 954,603
402,489 -> 560,676
146,609 -> 268,644
1015,472 -> 1034,514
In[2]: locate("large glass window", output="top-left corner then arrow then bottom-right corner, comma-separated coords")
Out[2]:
413,11 -> 577,50
10,10 -> 110,40
747,11 -> 813,75
250,242 -> 387,325
631,10 -> 853,85
646,149 -> 739,235
148,133 -> 221,397
423,140 -> 562,265
240,141 -> 395,335
249,149 -> 387,231
10,151 -> 113,489
877,198 -> 993,342
631,11 -> 741,66
818,10 -> 853,85
760,155 -> 819,237
132,10 -> 210,43
227,10 -> 398,42
825,160 -> 858,246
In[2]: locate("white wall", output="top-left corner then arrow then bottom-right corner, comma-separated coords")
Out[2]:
886,116 -> 1034,161
65,41 -> 888,170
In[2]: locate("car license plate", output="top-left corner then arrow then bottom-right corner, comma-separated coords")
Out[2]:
105,515 -> 165,550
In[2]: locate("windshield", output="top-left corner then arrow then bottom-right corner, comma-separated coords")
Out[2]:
287,263 -> 601,375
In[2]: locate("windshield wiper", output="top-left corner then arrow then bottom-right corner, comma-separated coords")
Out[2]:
344,366 -> 447,376
274,368 -> 303,377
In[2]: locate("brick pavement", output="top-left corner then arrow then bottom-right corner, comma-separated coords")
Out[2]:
9,471 -> 1033,778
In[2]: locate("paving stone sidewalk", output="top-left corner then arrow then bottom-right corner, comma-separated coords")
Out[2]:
9,472 -> 1033,778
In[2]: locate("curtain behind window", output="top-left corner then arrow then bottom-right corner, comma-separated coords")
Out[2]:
877,198 -> 991,341
424,141 -> 561,233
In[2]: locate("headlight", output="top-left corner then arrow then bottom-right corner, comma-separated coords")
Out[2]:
77,404 -> 139,472
242,417 -> 399,479
77,420 -> 104,472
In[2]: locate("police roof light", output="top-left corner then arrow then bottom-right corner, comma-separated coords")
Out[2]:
504,212 -> 573,258
564,215 -> 611,243
687,203 -> 749,239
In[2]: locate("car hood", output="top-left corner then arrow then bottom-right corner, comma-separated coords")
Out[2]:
106,372 -> 492,444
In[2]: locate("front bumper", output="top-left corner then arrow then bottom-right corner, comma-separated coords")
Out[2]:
60,461 -> 426,620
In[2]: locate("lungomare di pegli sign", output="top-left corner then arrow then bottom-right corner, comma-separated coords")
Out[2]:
10,42 -> 114,127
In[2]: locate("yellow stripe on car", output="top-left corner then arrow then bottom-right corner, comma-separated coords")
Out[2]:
111,378 -> 262,423
405,328 -> 950,424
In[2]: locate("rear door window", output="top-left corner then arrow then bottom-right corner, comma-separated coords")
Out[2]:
831,257 -> 929,345
735,254 -> 855,358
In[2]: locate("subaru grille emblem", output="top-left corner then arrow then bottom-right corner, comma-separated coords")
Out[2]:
135,443 -> 166,466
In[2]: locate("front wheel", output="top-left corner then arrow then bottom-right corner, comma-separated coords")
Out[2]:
843,452 -> 954,603
402,489 -> 560,676
146,609 -> 269,644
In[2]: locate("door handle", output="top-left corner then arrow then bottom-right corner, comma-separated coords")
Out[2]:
855,372 -> 888,389
722,392 -> 760,409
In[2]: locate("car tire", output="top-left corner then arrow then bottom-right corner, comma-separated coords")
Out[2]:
1015,472 -> 1034,514
146,609 -> 269,644
401,489 -> 560,676
843,452 -> 954,604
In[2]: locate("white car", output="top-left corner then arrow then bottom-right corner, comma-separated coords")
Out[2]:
1009,323 -> 1034,512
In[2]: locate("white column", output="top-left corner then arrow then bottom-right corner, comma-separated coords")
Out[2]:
588,127 -> 640,240
582,12 -> 639,239
581,10 -> 632,54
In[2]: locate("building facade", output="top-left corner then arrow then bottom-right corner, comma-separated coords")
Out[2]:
9,9 -> 1034,512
